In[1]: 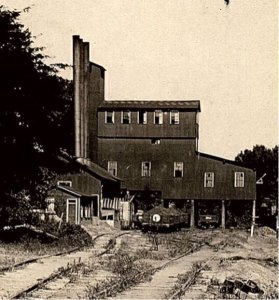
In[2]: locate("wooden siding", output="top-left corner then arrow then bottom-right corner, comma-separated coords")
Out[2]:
55,171 -> 102,196
48,190 -> 78,223
98,139 -> 256,200
97,110 -> 198,138
88,64 -> 104,162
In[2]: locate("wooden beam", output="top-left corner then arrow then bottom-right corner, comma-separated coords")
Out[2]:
190,199 -> 195,228
251,199 -> 256,237
221,200 -> 225,230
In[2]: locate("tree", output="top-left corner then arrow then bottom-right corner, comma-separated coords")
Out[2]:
0,6 -> 73,225
235,145 -> 278,203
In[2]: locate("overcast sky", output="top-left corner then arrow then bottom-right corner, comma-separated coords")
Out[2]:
2,0 -> 277,159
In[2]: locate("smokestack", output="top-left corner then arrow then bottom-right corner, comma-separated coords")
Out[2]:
73,35 -> 106,162
73,35 -> 81,158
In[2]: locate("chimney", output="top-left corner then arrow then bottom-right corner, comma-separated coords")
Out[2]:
73,35 -> 106,162
73,35 -> 81,158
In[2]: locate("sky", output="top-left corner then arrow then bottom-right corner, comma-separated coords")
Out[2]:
2,0 -> 277,160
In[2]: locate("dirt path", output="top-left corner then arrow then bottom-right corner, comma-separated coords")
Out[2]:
108,246 -> 215,300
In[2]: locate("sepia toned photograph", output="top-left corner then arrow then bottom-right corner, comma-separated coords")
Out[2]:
0,0 -> 277,299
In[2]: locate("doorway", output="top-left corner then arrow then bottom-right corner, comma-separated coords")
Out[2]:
66,198 -> 78,224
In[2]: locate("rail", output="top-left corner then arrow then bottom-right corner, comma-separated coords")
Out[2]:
10,231 -> 132,299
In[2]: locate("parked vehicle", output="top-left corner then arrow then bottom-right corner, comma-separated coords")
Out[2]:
141,206 -> 189,232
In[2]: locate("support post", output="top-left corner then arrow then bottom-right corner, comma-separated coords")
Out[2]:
221,200 -> 225,230
251,199 -> 256,237
190,199 -> 195,228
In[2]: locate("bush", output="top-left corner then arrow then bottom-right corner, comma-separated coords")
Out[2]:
0,222 -> 92,251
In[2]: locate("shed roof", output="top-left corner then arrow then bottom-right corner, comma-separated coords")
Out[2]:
196,151 -> 255,170
78,158 -> 121,182
57,152 -> 121,182
57,185 -> 94,197
90,61 -> 106,71
98,100 -> 201,111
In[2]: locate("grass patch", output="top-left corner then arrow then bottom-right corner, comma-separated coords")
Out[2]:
165,262 -> 203,299
86,250 -> 154,299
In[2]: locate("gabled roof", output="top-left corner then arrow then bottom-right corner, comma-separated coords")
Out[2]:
98,100 -> 201,111
196,151 -> 255,170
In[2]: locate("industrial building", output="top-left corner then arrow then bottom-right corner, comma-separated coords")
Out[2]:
56,35 -> 256,228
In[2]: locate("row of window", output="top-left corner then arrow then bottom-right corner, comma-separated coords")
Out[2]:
108,161 -> 245,187
105,110 -> 179,125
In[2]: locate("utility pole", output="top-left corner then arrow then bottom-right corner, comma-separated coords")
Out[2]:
251,199 -> 256,237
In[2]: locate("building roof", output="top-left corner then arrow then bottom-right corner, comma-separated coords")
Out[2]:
98,100 -> 201,111
77,158 -> 121,182
57,151 -> 121,182
57,185 -> 93,197
90,61 -> 106,71
196,151 -> 255,170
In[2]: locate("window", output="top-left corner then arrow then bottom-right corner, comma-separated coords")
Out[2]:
57,180 -> 72,187
235,172 -> 244,187
121,111 -> 131,124
204,172 -> 214,187
170,110 -> 179,124
105,111 -> 114,124
142,162 -> 151,177
151,138 -> 161,145
138,111 -> 147,124
174,162 -> 183,178
108,161 -> 117,176
154,110 -> 163,124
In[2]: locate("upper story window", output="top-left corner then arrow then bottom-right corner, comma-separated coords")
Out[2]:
204,172 -> 214,187
174,162 -> 183,178
138,111 -> 147,124
154,110 -> 163,125
57,180 -> 72,187
170,110 -> 179,125
142,161 -> 151,177
108,161 -> 117,176
235,172 -> 244,187
105,111 -> 114,124
121,111 -> 131,124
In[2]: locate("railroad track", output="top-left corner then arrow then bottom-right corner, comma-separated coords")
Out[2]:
3,230 -> 223,299
0,246 -> 82,274
102,234 -> 227,300
166,251 -> 220,300
6,231 -> 134,299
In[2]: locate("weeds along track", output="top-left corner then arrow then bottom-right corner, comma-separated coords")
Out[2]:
6,230 -> 223,299
85,231 -> 222,299
2,232 -> 129,299
92,245 -> 204,299
166,251 -> 220,300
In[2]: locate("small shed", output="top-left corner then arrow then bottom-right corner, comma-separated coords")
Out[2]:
46,153 -> 122,225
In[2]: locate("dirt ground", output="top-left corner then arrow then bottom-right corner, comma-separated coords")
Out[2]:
103,227 -> 278,299
167,227 -> 278,299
